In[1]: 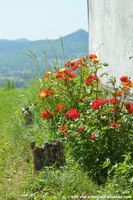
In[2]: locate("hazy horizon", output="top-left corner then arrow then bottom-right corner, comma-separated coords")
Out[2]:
0,0 -> 88,40
0,29 -> 88,41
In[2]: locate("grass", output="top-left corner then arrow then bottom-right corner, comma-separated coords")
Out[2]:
0,87 -> 132,199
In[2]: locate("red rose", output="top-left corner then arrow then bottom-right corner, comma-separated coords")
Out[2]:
85,75 -> 97,86
72,63 -> 78,70
125,103 -> 133,114
120,76 -> 129,82
88,54 -> 97,59
128,104 -> 133,114
91,98 -> 109,110
65,109 -> 80,120
90,133 -> 96,140
110,123 -> 121,127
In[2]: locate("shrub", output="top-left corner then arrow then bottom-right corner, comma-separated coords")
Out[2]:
32,54 -> 133,184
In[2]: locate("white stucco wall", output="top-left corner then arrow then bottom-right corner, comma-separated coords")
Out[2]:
89,0 -> 133,79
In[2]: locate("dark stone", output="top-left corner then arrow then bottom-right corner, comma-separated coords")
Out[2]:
22,106 -> 33,125
31,140 -> 65,171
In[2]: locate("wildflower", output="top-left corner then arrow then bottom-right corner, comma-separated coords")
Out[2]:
65,109 -> 80,120
41,111 -> 53,119
91,98 -> 109,110
85,75 -> 97,86
60,124 -> 67,133
39,89 -> 54,98
110,123 -> 121,127
90,133 -> 96,140
56,103 -> 65,113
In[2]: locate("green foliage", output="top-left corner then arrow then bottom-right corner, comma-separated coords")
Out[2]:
0,65 -> 132,200
109,153 -> 133,195
21,160 -> 97,199
32,54 -> 133,186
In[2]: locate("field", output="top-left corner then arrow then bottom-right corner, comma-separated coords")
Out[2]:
0,78 -> 132,199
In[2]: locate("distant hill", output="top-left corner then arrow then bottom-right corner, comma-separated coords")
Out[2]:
0,29 -> 88,87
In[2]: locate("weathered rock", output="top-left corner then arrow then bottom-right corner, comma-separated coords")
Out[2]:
31,140 -> 65,171
22,106 -> 33,125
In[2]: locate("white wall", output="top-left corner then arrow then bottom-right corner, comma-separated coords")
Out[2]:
89,0 -> 133,79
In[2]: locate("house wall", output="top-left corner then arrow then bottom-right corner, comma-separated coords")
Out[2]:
89,0 -> 133,78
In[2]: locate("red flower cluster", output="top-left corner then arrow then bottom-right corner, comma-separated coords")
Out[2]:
91,98 -> 109,110
85,75 -> 97,86
110,123 -> 121,127
65,57 -> 86,71
56,69 -> 76,80
120,76 -> 130,82
125,103 -> 133,114
41,110 -> 53,119
120,76 -> 133,87
88,54 -> 100,63
39,89 -> 54,98
56,103 -> 65,113
92,97 -> 117,110
90,133 -> 96,140
65,109 -> 80,120
88,54 -> 97,59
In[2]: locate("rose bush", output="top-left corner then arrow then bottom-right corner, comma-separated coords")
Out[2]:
32,54 -> 133,183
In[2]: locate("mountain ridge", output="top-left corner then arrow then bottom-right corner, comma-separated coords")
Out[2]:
0,29 -> 88,87
0,29 -> 88,42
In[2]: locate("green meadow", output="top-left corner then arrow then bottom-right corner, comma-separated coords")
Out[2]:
0,85 -> 132,200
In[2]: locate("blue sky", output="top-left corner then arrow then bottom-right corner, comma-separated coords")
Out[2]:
0,0 -> 88,40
